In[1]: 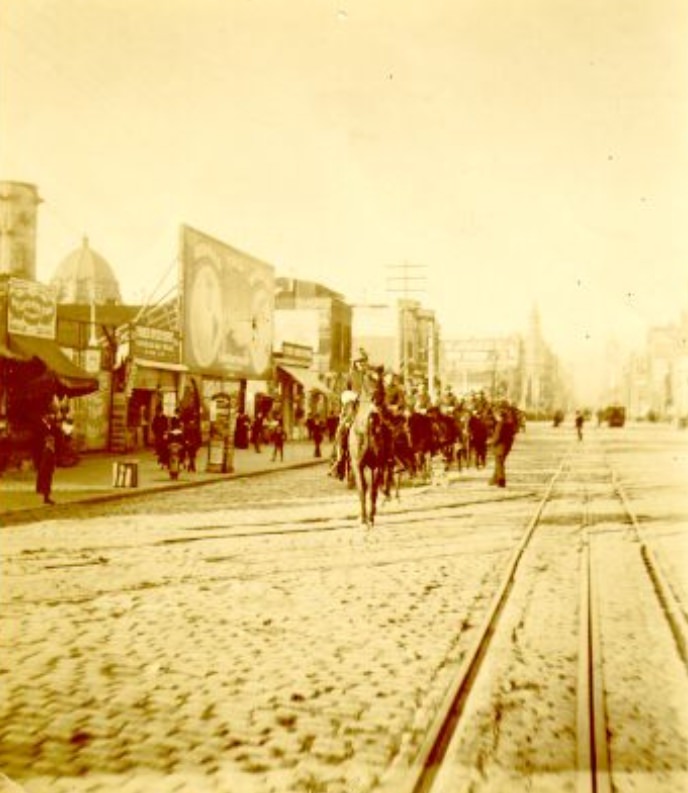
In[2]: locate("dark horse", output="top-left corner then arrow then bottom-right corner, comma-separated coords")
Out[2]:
348,369 -> 388,527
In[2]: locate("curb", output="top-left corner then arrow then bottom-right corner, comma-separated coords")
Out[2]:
1,457 -> 328,528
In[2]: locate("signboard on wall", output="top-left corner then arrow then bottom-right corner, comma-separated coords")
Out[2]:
78,371 -> 110,450
131,325 -> 179,363
180,225 -> 274,378
7,278 -> 56,339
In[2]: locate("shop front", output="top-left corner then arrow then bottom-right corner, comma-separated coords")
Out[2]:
0,277 -> 98,469
273,343 -> 334,439
113,322 -> 184,453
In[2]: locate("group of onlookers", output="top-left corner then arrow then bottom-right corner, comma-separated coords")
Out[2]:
151,405 -> 202,473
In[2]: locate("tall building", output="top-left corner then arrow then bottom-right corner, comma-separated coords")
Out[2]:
274,278 -> 352,377
352,299 -> 440,391
0,181 -> 42,280
520,305 -> 563,415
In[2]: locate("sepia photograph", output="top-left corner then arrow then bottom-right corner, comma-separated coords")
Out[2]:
1,1 -> 687,791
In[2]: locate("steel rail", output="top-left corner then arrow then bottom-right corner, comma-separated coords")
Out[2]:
378,451 -> 571,793
578,484 -> 612,793
612,471 -> 688,668
576,449 -> 688,793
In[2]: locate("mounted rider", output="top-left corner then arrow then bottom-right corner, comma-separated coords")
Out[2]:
329,349 -> 383,479
383,372 -> 406,417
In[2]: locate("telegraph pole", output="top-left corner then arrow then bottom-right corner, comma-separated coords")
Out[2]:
386,263 -> 427,388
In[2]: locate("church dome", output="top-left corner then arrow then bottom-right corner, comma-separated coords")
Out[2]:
50,236 -> 122,305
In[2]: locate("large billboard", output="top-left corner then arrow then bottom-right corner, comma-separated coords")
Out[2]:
180,225 -> 274,378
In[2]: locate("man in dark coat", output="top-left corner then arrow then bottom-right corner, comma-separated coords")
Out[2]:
489,400 -> 517,488
35,412 -> 60,505
152,405 -> 169,467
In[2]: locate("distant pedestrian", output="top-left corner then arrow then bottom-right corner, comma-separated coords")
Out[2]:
489,400 -> 517,488
35,412 -> 60,505
251,413 -> 264,453
234,412 -> 250,449
575,410 -> 584,441
271,419 -> 286,462
311,416 -> 324,458
152,405 -> 169,467
183,416 -> 202,471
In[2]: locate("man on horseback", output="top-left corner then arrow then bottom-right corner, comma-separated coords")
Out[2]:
329,348 -> 380,480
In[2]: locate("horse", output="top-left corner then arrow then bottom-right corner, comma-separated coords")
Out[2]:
382,412 -> 416,500
407,410 -> 438,480
348,371 -> 388,527
433,409 -> 461,471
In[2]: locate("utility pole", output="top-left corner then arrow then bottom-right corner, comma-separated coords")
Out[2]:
386,263 -> 427,388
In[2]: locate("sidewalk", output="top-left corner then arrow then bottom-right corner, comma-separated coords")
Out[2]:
0,439 -> 331,521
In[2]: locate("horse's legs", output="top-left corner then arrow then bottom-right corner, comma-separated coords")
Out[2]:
356,466 -> 369,526
381,460 -> 391,500
369,466 -> 381,526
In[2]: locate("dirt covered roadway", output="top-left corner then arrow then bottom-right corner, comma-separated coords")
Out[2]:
1,423 -> 686,793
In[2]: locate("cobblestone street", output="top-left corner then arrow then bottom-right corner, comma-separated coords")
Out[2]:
1,424 -> 687,792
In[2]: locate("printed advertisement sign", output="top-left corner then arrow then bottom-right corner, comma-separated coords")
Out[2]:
180,225 -> 274,378
7,278 -> 56,339
131,325 -> 179,364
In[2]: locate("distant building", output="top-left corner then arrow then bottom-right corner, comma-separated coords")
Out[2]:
352,299 -> 440,392
520,306 -> 563,416
625,312 -> 688,422
441,335 -> 522,402
50,236 -> 122,305
274,277 -> 352,381
441,306 -> 565,415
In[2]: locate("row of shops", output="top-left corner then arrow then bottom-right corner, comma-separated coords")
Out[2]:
0,225 -> 351,471
0,275 -> 339,472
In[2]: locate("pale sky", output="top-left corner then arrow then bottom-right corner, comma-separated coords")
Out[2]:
2,0 -> 687,390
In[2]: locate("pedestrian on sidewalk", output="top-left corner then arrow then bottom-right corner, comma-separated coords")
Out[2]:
271,419 -> 286,462
152,405 -> 169,467
35,411 -> 60,505
251,413 -> 264,453
183,415 -> 202,472
311,415 -> 325,458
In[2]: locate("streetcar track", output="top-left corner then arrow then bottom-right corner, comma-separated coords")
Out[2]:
379,449 -> 572,793
579,453 -> 688,793
612,471 -> 688,668
384,438 -> 687,793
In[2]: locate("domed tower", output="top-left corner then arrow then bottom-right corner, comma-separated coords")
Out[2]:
0,181 -> 42,280
50,236 -> 122,304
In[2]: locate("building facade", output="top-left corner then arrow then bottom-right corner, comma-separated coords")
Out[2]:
0,181 -> 42,281
622,312 -> 688,422
274,277 -> 352,386
441,335 -> 522,402
352,299 -> 440,393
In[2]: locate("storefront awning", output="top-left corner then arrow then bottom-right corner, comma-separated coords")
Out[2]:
0,341 -> 24,361
8,333 -> 99,397
134,358 -> 188,372
277,365 -> 334,397
132,358 -> 186,391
